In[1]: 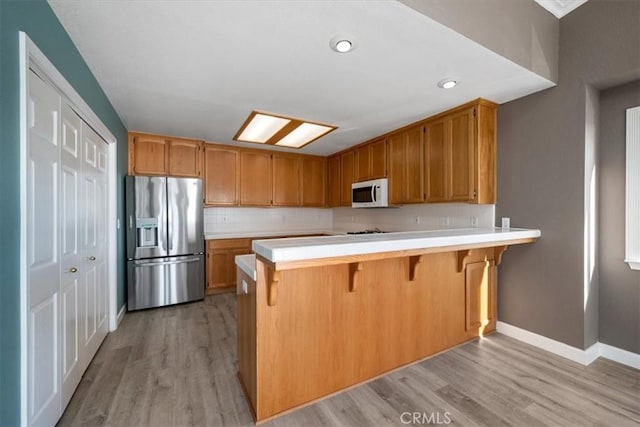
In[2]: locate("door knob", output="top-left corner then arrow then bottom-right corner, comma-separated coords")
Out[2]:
68,267 -> 78,273
89,256 -> 96,261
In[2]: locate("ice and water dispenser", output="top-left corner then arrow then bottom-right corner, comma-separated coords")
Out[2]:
136,217 -> 158,248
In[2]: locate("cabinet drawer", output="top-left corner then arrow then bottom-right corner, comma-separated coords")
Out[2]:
207,238 -> 252,250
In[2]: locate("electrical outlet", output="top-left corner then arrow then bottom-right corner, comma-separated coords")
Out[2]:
351,216 -> 355,222
501,217 -> 510,229
439,216 -> 449,228
471,217 -> 478,227
242,280 -> 248,294
414,216 -> 421,225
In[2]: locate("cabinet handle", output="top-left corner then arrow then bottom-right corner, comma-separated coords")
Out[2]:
88,256 -> 96,261
67,267 -> 78,273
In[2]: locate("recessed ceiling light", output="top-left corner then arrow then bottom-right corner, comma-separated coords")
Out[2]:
330,34 -> 356,53
234,111 -> 337,149
438,79 -> 457,89
335,40 -> 352,53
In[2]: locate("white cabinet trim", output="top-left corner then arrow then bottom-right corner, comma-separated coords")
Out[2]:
626,106 -> 640,270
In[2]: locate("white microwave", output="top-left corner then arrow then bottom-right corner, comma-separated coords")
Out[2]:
352,178 -> 389,208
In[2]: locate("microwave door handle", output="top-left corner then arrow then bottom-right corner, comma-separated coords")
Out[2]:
371,185 -> 377,202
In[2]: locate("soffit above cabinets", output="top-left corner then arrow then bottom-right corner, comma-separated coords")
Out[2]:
48,0 -> 554,156
533,0 -> 589,18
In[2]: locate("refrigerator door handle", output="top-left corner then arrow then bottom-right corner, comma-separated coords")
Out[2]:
134,258 -> 201,267
167,198 -> 173,251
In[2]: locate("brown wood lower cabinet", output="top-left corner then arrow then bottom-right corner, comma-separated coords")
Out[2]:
238,246 -> 503,422
206,239 -> 252,294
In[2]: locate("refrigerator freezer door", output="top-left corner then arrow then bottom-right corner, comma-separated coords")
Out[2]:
127,255 -> 205,311
126,176 -> 168,259
167,177 -> 204,256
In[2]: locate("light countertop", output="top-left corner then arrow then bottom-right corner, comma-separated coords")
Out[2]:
251,227 -> 541,263
205,229 -> 341,240
235,254 -> 256,280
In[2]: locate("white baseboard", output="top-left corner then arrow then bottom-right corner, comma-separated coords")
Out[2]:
496,321 -> 639,369
599,342 -> 640,369
116,304 -> 126,327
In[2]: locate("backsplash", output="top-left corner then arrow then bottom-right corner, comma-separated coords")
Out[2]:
204,207 -> 333,235
332,204 -> 495,232
205,204 -> 495,236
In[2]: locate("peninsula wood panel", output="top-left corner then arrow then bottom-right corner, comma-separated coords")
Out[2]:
240,150 -> 272,206
272,153 -> 301,206
203,145 -> 239,206
301,156 -> 326,207
242,247 -> 501,421
168,139 -> 202,177
327,155 -> 341,207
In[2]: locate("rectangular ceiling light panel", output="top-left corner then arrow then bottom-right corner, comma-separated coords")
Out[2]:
275,123 -> 334,148
234,110 -> 336,148
235,112 -> 291,143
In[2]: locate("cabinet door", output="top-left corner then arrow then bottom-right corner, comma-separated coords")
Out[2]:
204,145 -> 239,206
327,155 -> 341,207
425,119 -> 448,202
404,125 -> 424,203
207,239 -> 252,292
450,108 -> 475,201
369,139 -> 387,179
207,249 -> 230,290
168,139 -> 202,177
301,157 -> 326,207
387,133 -> 405,205
354,145 -> 370,182
272,153 -> 301,206
131,134 -> 168,175
240,150 -> 272,206
465,260 -> 496,338
340,151 -> 355,206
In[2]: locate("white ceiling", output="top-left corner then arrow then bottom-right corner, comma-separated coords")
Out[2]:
533,0 -> 589,18
49,0 -> 554,156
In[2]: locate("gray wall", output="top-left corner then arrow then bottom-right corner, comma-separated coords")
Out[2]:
496,0 -> 640,350
399,0 -> 559,83
598,80 -> 640,354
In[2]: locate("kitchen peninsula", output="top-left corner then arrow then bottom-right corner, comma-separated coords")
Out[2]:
236,227 -> 540,422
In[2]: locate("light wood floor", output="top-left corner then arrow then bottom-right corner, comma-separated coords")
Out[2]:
58,293 -> 640,427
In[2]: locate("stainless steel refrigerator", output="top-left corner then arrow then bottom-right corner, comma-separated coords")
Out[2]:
126,176 -> 205,311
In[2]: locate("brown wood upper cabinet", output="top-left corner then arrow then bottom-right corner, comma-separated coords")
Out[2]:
204,145 -> 239,206
387,125 -> 425,204
327,155 -> 341,207
128,132 -> 202,177
272,153 -> 301,206
340,151 -> 355,206
240,150 -> 272,206
425,100 -> 497,204
301,156 -> 327,207
354,138 -> 386,182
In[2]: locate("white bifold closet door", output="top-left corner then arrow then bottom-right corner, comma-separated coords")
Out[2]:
28,69 -> 108,426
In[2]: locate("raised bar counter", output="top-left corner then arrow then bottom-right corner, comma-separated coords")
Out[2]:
237,227 -> 540,422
